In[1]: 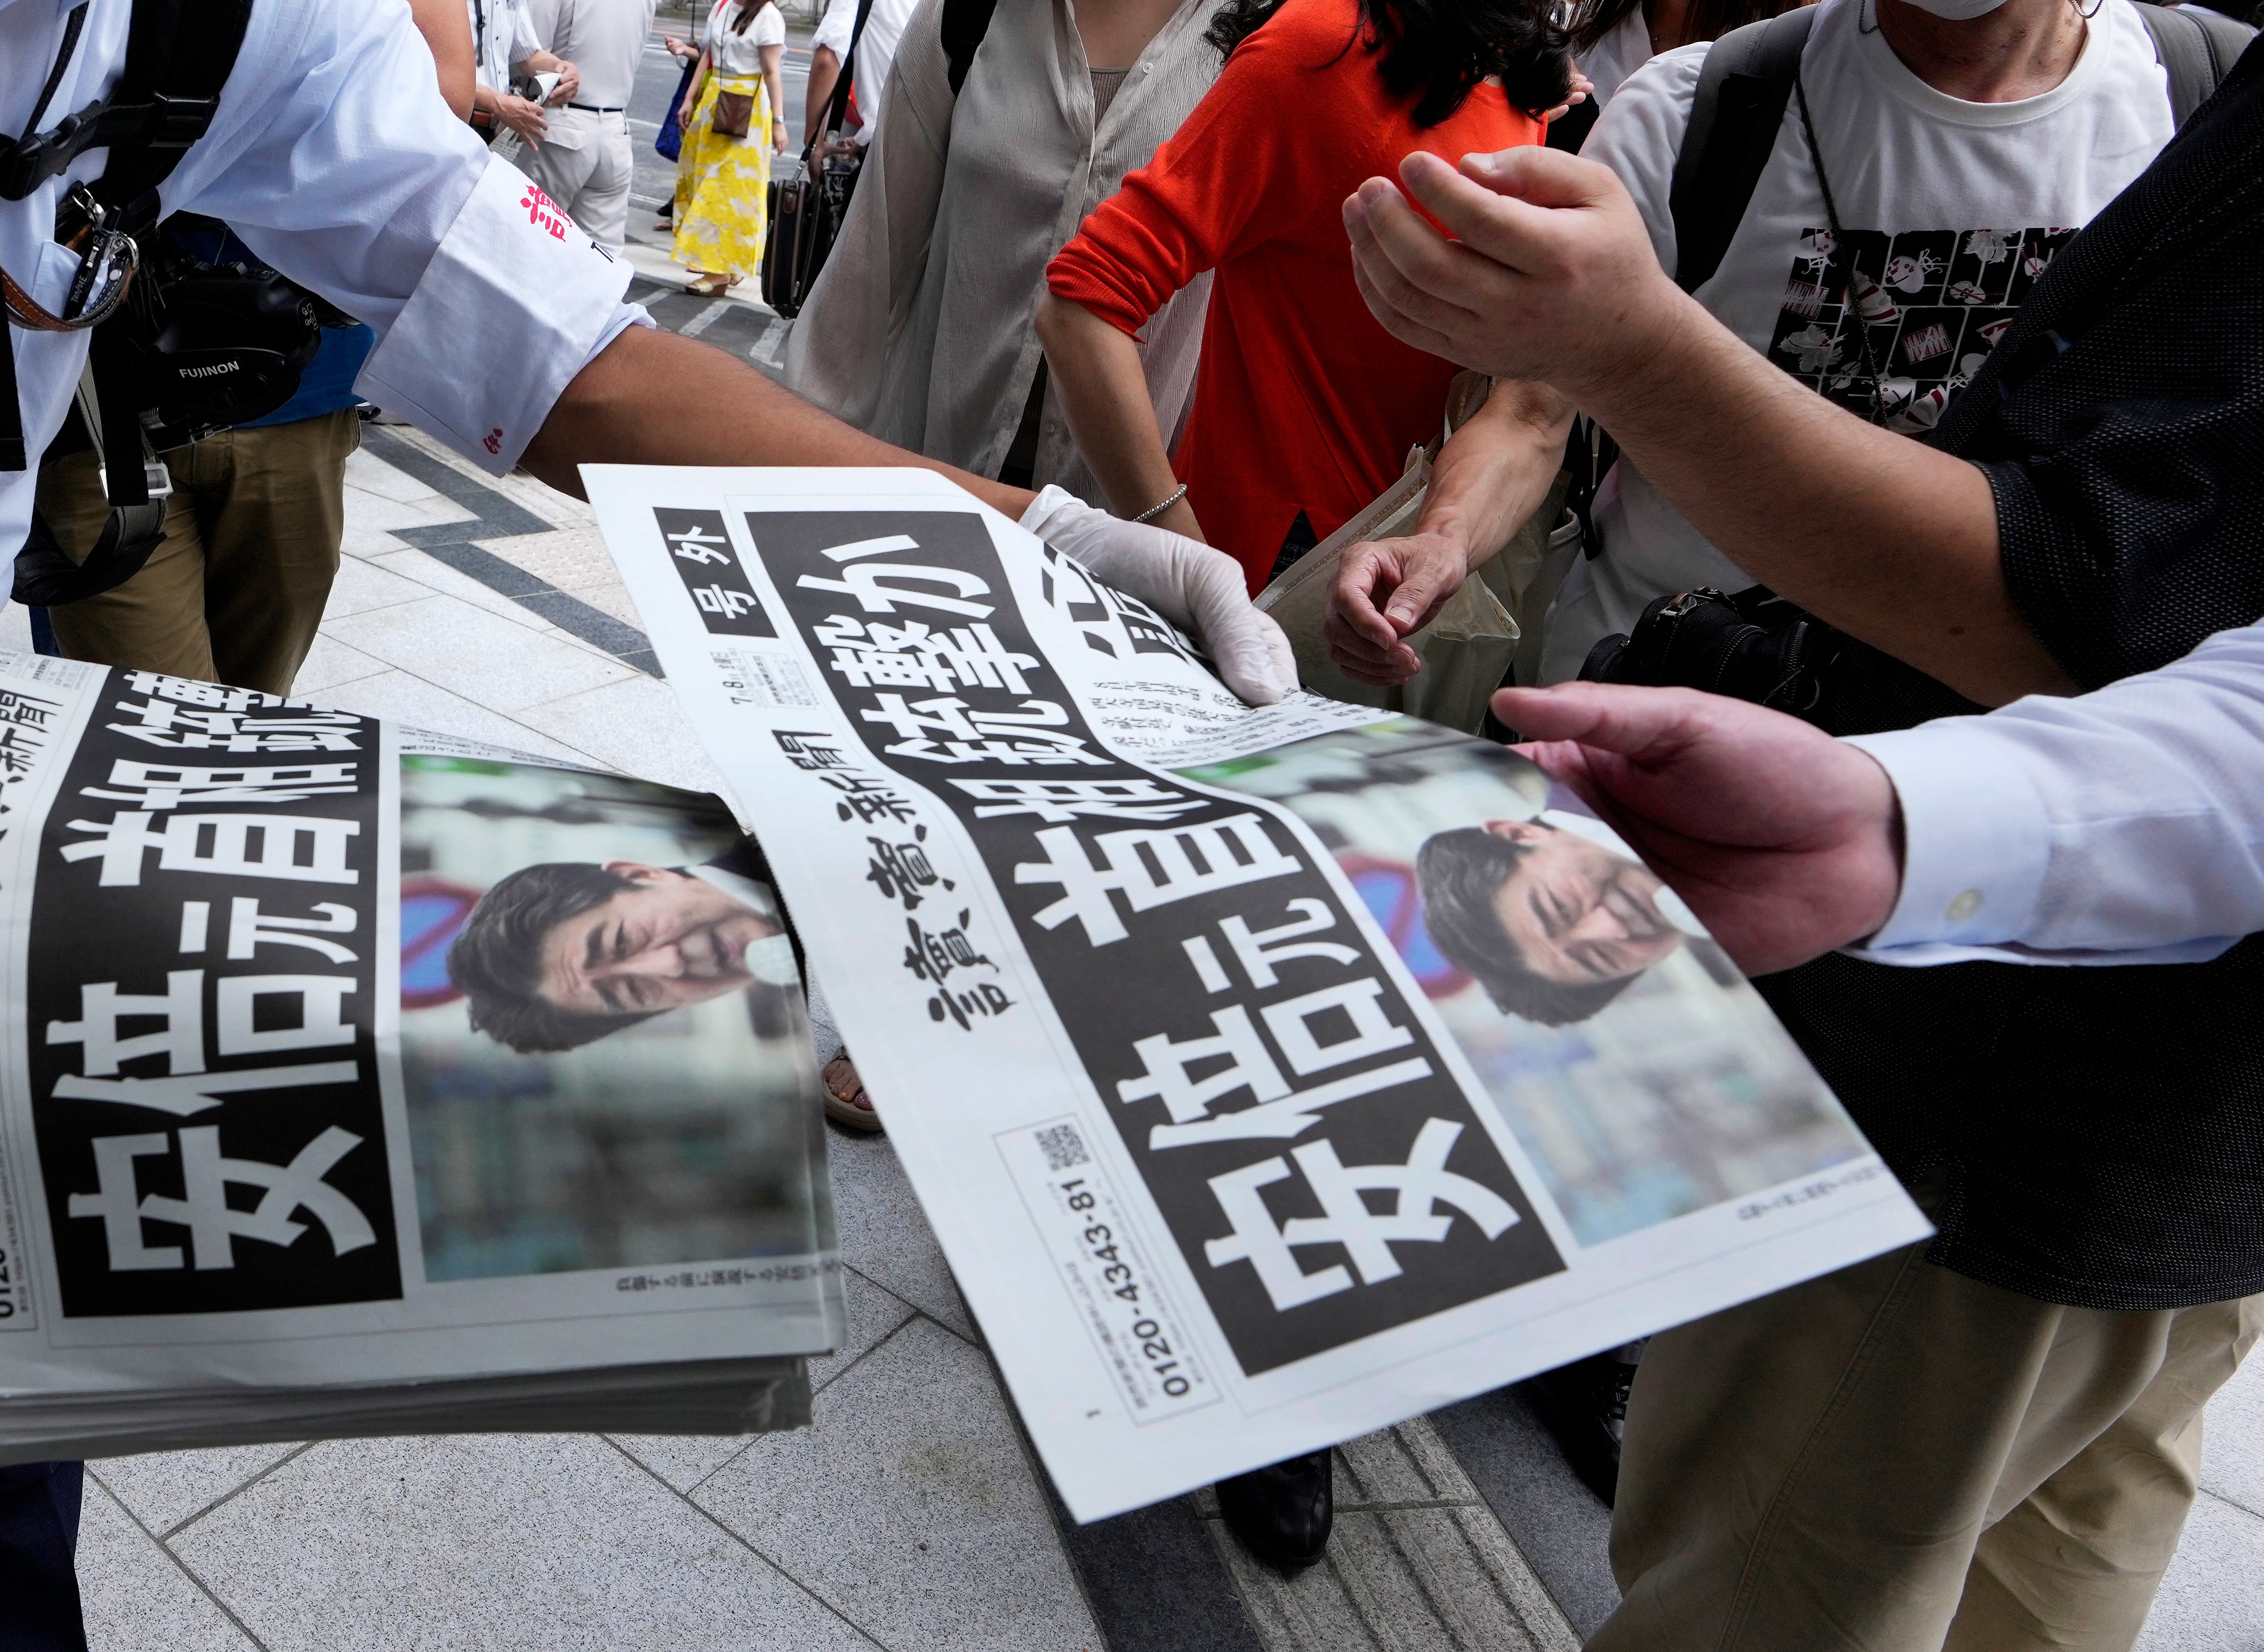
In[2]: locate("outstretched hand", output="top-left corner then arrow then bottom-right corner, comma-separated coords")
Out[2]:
1342,146 -> 1688,398
1496,682 -> 1905,975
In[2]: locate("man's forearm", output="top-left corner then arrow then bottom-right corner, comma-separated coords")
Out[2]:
1586,298 -> 2072,706
407,0 -> 476,120
524,327 -> 1034,517
1422,379 -> 1573,574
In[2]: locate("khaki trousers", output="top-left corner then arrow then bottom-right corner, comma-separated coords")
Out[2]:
1592,1235 -> 2262,1652
35,407 -> 358,697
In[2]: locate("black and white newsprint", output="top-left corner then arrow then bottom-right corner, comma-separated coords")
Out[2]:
0,657 -> 840,1461
586,467 -> 1932,1522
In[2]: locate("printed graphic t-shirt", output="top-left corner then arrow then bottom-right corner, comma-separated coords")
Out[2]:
1539,0 -> 2176,683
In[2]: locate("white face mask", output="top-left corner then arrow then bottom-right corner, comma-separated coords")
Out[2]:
745,932 -> 803,988
1891,0 -> 2013,18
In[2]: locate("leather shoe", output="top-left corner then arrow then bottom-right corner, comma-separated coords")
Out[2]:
1216,1450 -> 1332,1571
1518,1343 -> 1642,1507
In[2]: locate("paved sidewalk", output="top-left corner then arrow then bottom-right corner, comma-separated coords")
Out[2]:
23,410 -> 2257,1652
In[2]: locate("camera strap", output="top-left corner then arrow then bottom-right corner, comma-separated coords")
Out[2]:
4,0 -> 253,605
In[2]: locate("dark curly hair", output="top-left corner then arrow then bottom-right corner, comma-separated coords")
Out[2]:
1206,0 -> 1573,127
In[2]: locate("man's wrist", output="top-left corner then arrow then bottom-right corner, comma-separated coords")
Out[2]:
1556,276 -> 1706,431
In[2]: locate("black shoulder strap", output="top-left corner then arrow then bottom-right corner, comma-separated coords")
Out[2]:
2135,0 -> 2254,126
0,0 -> 249,210
824,0 -> 879,138
1667,7 -> 1818,294
94,0 -> 256,234
940,0 -> 1002,96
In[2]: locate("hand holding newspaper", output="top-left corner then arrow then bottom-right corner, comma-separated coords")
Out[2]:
585,467 -> 1931,1522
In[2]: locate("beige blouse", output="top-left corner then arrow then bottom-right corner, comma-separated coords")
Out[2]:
786,0 -> 1225,503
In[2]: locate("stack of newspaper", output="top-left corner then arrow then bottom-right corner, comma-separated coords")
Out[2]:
0,657 -> 842,1464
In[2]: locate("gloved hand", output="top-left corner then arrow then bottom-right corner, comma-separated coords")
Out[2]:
1019,487 -> 1295,707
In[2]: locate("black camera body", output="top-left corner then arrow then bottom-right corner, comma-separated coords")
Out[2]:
21,219 -> 344,609
120,224 -> 333,450
1578,585 -> 1847,723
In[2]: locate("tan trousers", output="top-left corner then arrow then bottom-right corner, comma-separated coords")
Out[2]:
1593,1234 -> 2263,1652
35,407 -> 359,696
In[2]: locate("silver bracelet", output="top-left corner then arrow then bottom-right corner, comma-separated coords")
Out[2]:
1131,483 -> 1189,525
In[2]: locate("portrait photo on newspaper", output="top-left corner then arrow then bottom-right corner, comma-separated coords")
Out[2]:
1176,718 -> 1871,1247
399,753 -> 835,1283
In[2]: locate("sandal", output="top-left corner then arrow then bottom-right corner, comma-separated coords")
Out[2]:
685,271 -> 729,297
822,1056 -> 883,1134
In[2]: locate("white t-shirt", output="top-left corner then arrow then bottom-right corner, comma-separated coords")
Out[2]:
524,0 -> 663,108
812,0 -> 922,143
1540,0 -> 2177,684
1580,6 -> 1655,112
711,0 -> 785,77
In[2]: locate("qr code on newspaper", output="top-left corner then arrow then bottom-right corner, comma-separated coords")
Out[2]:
1035,1123 -> 1090,1174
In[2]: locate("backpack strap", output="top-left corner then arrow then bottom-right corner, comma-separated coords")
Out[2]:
823,0 -> 879,140
96,0 -> 254,238
940,0 -> 1002,96
2134,0 -> 2255,127
0,0 -> 252,223
1667,7 -> 1818,294
2,0 -> 247,480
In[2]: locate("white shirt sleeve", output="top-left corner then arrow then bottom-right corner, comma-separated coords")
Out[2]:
515,0 -> 561,65
1578,43 -> 1708,278
164,0 -> 647,474
812,0 -> 857,56
1842,619 -> 2264,968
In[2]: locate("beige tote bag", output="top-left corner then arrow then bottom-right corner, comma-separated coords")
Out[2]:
1256,374 -> 1577,734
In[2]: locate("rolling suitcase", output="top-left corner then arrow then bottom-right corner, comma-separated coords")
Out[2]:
760,0 -> 871,318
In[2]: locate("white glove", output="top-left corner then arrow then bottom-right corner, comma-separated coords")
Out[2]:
1018,487 -> 1295,707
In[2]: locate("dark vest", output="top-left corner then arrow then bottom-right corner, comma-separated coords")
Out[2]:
1761,37 -> 2264,1311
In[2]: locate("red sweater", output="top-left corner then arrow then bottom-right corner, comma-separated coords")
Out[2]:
1047,0 -> 1542,589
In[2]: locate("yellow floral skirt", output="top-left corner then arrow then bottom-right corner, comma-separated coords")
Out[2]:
673,75 -> 772,278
